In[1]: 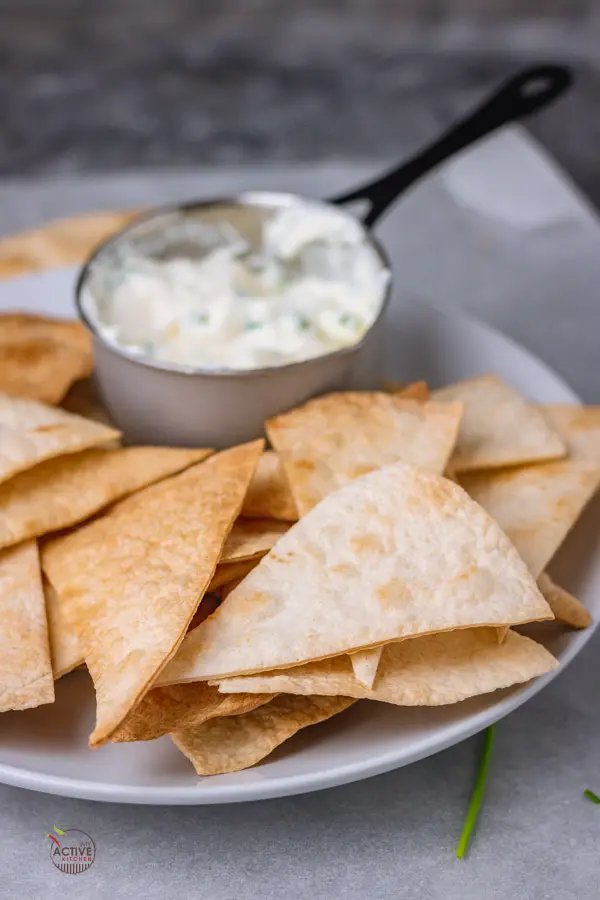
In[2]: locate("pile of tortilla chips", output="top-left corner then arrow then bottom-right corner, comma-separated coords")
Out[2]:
2,319 -> 599,778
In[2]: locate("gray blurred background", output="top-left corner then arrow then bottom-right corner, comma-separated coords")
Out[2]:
0,1 -> 599,201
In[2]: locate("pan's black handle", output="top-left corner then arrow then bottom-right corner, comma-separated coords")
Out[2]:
329,64 -> 573,229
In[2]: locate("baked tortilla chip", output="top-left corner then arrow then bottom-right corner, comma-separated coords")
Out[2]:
41,439 -> 263,747
112,683 -> 272,742
240,451 -> 298,521
0,393 -> 120,485
432,374 -> 566,473
267,392 -> 464,515
220,518 -> 290,564
60,377 -> 114,426
208,558 -> 263,592
461,405 -> 600,577
382,380 -> 429,401
215,628 -> 557,704
350,648 -> 382,689
172,695 -> 354,775
538,573 -> 591,629
0,445 -> 212,549
0,313 -> 92,404
159,461 -> 551,684
0,541 -> 54,712
396,381 -> 430,402
0,210 -> 138,277
44,575 -> 84,679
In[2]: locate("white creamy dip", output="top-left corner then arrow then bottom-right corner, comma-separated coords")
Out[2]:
83,203 -> 390,370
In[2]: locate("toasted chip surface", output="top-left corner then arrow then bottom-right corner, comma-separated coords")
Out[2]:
44,575 -> 84,679
0,211 -> 138,276
240,451 -> 298,521
220,518 -> 290,564
172,695 -> 354,775
0,313 -> 93,404
538,573 -> 591,629
0,541 -> 54,711
208,558 -> 263,592
0,445 -> 212,549
42,440 -> 263,746
432,375 -> 567,473
395,381 -> 430,402
159,461 -> 551,684
112,683 -> 272,742
216,628 -> 557,704
461,406 -> 600,577
267,392 -> 463,515
0,393 -> 120,485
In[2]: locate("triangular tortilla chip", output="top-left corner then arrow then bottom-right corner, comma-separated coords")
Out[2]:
240,451 -> 298,521
112,683 -> 273,742
0,445 -> 212,550
350,648 -> 382,689
432,375 -> 566,473
267,392 -> 464,515
172,695 -> 354,775
159,461 -> 551,684
44,575 -> 84,679
0,541 -> 54,711
220,518 -> 290,564
0,338 -> 92,405
60,377 -> 114,426
0,393 -> 120,486
537,573 -> 591,629
0,313 -> 90,352
0,210 -> 138,277
540,405 -> 600,461
208,558 -> 263,592
461,405 -> 600,577
396,381 -> 430,402
382,380 -> 429,401
41,439 -> 264,747
214,628 -> 557,705
0,313 -> 93,404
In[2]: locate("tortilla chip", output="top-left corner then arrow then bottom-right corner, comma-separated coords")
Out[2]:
267,392 -> 464,515
0,210 -> 138,277
0,338 -> 91,405
215,628 -> 557,705
172,695 -> 354,775
396,381 -> 430,402
0,393 -> 120,486
208,558 -> 263,592
0,445 -> 212,550
432,375 -> 567,473
0,541 -> 54,712
537,572 -> 591,629
461,406 -> 600,577
350,648 -> 382,689
540,405 -> 600,462
220,518 -> 290,564
159,461 -> 551,685
41,439 -> 264,747
44,575 -> 84,679
240,451 -> 298,521
0,313 -> 93,404
112,683 -> 273,742
60,377 -> 114,426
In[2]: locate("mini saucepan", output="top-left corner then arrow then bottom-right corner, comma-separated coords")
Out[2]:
76,64 -> 571,447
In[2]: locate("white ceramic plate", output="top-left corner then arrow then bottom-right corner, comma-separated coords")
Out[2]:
0,265 -> 598,805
